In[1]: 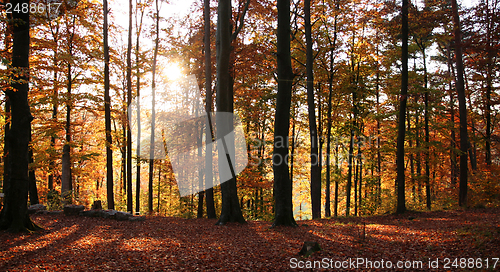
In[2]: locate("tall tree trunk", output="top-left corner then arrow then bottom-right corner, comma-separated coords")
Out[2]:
485,0 -> 492,166
0,0 -> 41,232
422,49 -> 431,210
375,51 -> 382,207
62,15 -> 76,200
346,129 -> 354,216
48,56 -> 58,191
3,98 -> 10,192
149,0 -> 160,214
396,0 -> 409,214
272,0 -> 297,227
446,44 -> 458,187
126,0 -> 133,213
451,0 -> 469,207
204,0 -> 216,218
357,141 -> 363,215
103,0 -> 114,210
135,0 -> 145,215
215,0 -> 245,225
305,0 -> 321,219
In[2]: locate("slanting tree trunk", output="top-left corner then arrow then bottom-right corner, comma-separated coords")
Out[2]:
304,0 -> 321,220
215,0 -> 246,225
3,98 -> 10,192
203,0 -> 216,219
126,0 -> 133,213
0,1 -> 41,232
149,0 -> 160,214
396,0 -> 409,214
272,0 -> 297,228
103,0 -> 114,210
451,0 -> 469,207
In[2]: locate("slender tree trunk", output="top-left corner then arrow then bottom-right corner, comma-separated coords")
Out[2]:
354,146 -> 358,216
376,55 -> 382,207
126,0 -> 133,213
149,0 -> 160,214
346,129 -> 354,216
485,0 -> 492,166
0,1 -> 41,232
304,0 -> 321,219
272,0 -> 297,227
28,146 -> 38,205
396,0 -> 409,214
446,44 -> 458,187
451,0 -> 469,207
3,99 -> 9,190
204,0 -> 216,218
134,0 -> 145,215
48,56 -> 58,191
103,0 -> 114,210
423,49 -> 431,210
358,141 -> 362,215
62,15 -> 76,199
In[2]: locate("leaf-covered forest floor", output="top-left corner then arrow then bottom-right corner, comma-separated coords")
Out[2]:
1,208 -> 499,271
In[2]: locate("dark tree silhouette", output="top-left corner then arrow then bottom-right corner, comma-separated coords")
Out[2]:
396,0 -> 409,214
103,0 -> 114,210
272,0 -> 298,228
0,0 -> 41,232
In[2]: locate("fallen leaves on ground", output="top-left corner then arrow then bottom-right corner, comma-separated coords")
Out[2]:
1,208 -> 498,271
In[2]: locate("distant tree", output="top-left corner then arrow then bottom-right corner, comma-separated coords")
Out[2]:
0,0 -> 41,232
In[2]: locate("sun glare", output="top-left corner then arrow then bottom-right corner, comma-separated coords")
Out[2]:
164,62 -> 183,81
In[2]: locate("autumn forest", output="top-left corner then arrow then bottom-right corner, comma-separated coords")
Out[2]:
0,0 -> 500,246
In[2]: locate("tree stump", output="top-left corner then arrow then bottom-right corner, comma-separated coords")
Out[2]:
91,200 -> 102,210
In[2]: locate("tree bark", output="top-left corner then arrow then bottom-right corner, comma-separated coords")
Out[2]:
272,0 -> 297,228
396,0 -> 409,214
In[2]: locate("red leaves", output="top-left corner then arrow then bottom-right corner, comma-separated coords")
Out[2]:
0,208 -> 498,271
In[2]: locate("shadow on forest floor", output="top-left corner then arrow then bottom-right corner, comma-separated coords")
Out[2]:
0,208 -> 498,271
